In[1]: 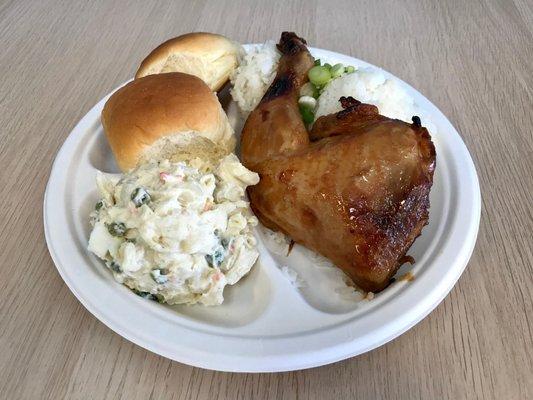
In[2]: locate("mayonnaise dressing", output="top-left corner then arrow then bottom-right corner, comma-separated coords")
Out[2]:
88,154 -> 260,306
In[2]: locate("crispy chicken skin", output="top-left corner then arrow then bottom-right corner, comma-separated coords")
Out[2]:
241,32 -> 436,292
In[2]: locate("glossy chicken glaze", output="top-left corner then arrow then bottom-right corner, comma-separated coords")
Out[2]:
241,32 -> 436,292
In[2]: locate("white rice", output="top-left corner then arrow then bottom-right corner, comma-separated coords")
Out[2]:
230,44 -> 435,132
279,265 -> 306,288
230,41 -> 281,113
259,225 -> 291,256
315,68 -> 436,133
316,68 -> 412,119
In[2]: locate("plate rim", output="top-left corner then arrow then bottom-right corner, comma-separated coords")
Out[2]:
44,45 -> 481,372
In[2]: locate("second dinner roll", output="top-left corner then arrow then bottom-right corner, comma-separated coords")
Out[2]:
135,32 -> 242,91
102,72 -> 235,171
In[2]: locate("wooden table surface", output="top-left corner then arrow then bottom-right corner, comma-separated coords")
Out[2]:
1,0 -> 532,399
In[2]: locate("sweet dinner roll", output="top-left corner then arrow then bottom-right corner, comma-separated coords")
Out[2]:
101,72 -> 235,171
135,32 -> 243,91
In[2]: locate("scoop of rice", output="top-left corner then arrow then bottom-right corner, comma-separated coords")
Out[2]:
315,68 -> 412,119
230,41 -> 281,113
315,68 -> 435,132
230,44 -> 434,132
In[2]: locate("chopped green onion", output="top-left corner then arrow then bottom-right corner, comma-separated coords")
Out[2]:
107,222 -> 126,237
299,104 -> 315,125
323,63 -> 332,70
311,84 -> 320,98
206,246 -> 225,268
314,58 -> 321,66
150,269 -> 168,284
132,289 -> 162,302
300,82 -> 314,98
346,65 -> 356,74
331,63 -> 345,78
308,66 -> 331,86
95,200 -> 105,211
108,261 -> 121,273
131,187 -> 150,207
301,82 -> 320,98
298,95 -> 317,110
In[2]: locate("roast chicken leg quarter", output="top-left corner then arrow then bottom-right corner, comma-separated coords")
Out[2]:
241,32 -> 436,292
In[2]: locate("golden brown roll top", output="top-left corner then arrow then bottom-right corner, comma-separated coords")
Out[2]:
135,32 -> 242,91
101,72 -> 235,171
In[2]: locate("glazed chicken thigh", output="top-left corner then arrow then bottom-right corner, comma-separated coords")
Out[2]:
241,33 -> 436,292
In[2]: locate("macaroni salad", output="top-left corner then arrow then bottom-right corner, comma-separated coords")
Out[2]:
88,154 -> 260,306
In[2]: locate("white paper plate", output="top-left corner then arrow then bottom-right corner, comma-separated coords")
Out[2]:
44,46 -> 481,372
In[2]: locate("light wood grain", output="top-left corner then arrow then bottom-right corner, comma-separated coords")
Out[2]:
0,0 -> 532,399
